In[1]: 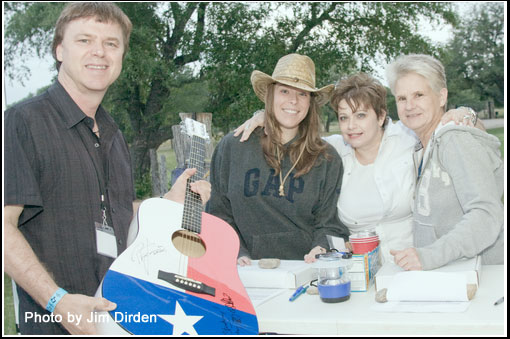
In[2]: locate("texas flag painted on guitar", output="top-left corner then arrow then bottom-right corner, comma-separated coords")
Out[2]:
95,119 -> 258,335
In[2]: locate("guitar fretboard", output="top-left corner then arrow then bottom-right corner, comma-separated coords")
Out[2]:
182,135 -> 206,234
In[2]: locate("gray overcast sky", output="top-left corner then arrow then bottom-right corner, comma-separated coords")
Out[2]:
4,54 -> 56,108
3,2 -> 475,108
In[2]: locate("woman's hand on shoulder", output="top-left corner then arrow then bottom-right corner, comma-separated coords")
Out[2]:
442,107 -> 473,126
233,110 -> 265,142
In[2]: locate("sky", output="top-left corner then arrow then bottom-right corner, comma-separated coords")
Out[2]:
2,2 -> 477,108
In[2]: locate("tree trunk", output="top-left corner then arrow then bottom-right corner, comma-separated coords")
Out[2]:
130,138 -> 151,183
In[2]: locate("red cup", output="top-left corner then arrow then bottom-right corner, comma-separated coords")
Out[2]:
350,236 -> 378,242
349,231 -> 379,254
351,239 -> 379,254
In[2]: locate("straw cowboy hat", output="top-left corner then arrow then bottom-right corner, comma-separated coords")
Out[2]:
251,53 -> 334,106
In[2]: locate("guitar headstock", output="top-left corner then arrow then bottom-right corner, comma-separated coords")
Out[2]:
181,118 -> 210,141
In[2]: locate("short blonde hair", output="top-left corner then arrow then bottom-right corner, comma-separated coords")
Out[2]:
52,2 -> 132,71
386,54 -> 447,95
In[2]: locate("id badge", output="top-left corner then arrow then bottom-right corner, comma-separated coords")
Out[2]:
95,222 -> 118,258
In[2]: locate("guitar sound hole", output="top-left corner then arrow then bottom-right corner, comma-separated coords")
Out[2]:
171,230 -> 206,258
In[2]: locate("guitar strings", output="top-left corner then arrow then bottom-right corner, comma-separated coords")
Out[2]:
180,135 -> 205,276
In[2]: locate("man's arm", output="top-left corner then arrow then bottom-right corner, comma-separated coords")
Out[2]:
4,205 -> 60,309
163,168 -> 211,204
131,168 -> 211,220
4,205 -> 116,334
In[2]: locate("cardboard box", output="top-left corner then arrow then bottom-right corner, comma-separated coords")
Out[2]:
238,260 -> 317,289
348,246 -> 382,292
375,255 -> 482,292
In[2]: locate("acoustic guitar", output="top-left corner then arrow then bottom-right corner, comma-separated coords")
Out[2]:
95,119 -> 258,335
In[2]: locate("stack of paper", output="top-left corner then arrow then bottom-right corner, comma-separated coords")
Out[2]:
375,256 -> 481,293
385,271 -> 470,301
372,256 -> 481,313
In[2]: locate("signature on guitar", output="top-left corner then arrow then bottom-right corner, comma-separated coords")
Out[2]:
131,240 -> 166,275
220,293 -> 242,334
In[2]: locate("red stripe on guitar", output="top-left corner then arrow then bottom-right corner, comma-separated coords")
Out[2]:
187,212 -> 256,315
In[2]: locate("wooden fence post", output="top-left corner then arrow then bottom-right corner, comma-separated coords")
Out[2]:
149,148 -> 161,197
487,100 -> 494,119
160,154 -> 167,193
150,150 -> 169,196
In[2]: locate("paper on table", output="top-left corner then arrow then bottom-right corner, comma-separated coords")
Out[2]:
371,301 -> 471,313
246,288 -> 287,307
386,271 -> 468,302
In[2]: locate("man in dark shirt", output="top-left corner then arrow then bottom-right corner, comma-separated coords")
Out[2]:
4,3 -> 210,335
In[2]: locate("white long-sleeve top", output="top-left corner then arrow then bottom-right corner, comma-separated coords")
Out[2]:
323,119 -> 418,263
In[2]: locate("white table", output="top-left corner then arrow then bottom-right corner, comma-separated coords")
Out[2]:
254,265 -> 505,335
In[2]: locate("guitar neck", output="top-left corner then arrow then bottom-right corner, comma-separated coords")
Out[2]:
182,135 -> 206,234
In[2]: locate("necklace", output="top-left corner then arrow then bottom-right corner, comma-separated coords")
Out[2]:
276,143 -> 306,197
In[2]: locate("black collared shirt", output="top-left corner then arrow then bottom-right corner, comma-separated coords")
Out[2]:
5,81 -> 135,300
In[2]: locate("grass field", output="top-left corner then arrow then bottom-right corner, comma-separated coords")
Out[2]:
4,274 -> 17,335
3,126 -> 505,335
489,127 -> 504,158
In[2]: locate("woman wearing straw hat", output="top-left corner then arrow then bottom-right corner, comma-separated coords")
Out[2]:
208,53 -> 350,266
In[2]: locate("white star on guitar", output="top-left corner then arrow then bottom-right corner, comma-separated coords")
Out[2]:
158,301 -> 204,335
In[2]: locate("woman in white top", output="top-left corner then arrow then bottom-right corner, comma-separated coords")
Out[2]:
235,73 -> 477,264
322,73 -> 416,263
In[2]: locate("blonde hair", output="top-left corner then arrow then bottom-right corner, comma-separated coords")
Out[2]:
386,54 -> 447,111
386,54 -> 447,94
52,2 -> 132,71
260,83 -> 330,177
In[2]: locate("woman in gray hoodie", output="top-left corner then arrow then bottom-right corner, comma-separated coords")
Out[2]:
386,54 -> 504,271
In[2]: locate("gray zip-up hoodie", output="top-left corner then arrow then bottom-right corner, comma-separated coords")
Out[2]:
413,123 -> 504,270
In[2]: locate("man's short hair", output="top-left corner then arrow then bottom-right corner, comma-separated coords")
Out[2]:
52,2 -> 132,70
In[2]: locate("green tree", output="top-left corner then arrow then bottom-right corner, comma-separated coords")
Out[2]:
4,2 -> 457,196
441,2 -> 504,110
5,2 -> 212,189
4,2 -> 64,86
204,2 -> 458,132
